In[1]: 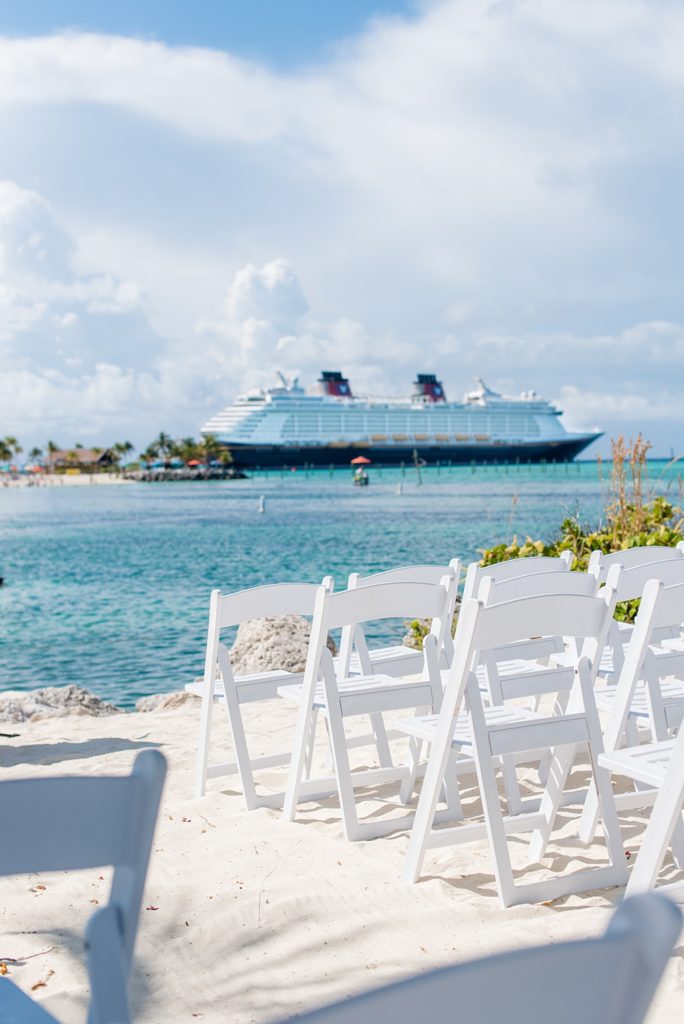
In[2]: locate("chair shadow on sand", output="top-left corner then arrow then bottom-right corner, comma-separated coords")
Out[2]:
0,736 -> 162,769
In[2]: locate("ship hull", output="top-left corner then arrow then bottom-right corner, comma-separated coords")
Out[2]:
225,434 -> 600,469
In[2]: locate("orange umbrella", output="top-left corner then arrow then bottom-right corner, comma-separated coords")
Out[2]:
350,456 -> 371,465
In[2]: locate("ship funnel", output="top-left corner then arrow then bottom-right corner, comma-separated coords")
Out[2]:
413,373 -> 446,403
319,370 -> 353,398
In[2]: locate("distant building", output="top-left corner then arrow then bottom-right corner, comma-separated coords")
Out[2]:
48,449 -> 117,471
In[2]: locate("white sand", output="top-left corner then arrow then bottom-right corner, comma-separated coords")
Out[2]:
1,473 -> 133,487
1,697 -> 683,1023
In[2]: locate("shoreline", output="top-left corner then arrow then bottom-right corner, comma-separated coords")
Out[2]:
1,472 -> 134,488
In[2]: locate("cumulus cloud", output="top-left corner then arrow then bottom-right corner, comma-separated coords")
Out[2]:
1,1 -> 684,450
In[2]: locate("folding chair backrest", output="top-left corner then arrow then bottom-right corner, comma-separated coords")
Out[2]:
471,590 -> 615,655
344,562 -> 460,669
284,894 -> 681,1024
304,578 -> 453,686
348,560 -> 460,589
462,553 -> 571,601
588,544 -> 684,586
215,580 -> 333,629
203,578 -> 334,686
593,557 -> 684,603
323,579 -> 452,631
478,568 -> 598,605
440,584 -> 617,716
0,749 -> 166,1017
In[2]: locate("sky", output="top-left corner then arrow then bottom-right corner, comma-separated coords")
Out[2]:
0,0 -> 683,456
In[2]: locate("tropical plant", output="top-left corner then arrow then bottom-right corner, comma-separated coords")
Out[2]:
200,433 -> 222,463
479,436 -> 683,622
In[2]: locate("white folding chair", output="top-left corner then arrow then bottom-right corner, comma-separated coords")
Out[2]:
189,579 -> 333,805
600,729 -> 684,896
281,577 -> 455,840
337,560 -> 460,678
281,895 -> 681,1024
476,569 -> 602,814
399,568 -> 602,814
588,544 -> 684,679
0,749 -> 166,1024
401,585 -> 627,906
463,553 -> 573,673
580,579 -> 684,846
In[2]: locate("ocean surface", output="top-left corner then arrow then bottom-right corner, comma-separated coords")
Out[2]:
1,460 -> 680,706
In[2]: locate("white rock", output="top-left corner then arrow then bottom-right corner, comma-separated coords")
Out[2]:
230,615 -> 336,676
136,691 -> 197,713
0,684 -> 121,723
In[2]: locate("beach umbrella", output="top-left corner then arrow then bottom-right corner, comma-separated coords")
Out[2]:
350,455 -> 371,465
187,459 -> 201,466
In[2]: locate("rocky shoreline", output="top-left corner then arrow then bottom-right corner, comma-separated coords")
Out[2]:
0,613 -> 352,724
0,682 -> 197,723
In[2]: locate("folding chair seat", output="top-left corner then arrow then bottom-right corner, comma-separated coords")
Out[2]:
0,750 -> 166,1024
580,579 -> 684,847
190,578 -> 334,806
599,730 -> 684,896
400,583 -> 627,906
336,561 -> 460,679
281,576 -> 456,840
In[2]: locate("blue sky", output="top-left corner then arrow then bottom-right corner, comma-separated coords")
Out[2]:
0,1 -> 418,67
0,0 -> 683,455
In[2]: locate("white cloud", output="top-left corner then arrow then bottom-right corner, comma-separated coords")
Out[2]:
0,2 -> 683,451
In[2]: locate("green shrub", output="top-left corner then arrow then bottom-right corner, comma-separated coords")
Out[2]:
405,436 -> 683,646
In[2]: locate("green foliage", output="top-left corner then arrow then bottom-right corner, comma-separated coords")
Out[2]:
407,437 -> 684,645
479,497 -> 683,624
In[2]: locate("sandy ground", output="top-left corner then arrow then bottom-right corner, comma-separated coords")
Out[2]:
1,697 -> 683,1024
2,473 -> 133,487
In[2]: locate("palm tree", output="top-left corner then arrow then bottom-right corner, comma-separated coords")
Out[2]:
201,433 -> 222,464
176,436 -> 199,464
142,444 -> 159,466
0,438 -> 11,463
155,432 -> 173,460
5,436 -> 22,460
29,446 -> 43,464
45,440 -> 60,471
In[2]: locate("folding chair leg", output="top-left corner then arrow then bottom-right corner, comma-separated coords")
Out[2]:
399,736 -> 422,804
325,704 -> 363,842
442,751 -> 464,820
671,820 -> 684,870
577,780 -> 601,846
528,744 -> 576,863
501,755 -> 525,816
627,731 -> 684,895
537,748 -> 552,786
473,747 -> 517,908
370,712 -> 394,768
303,709 -> 319,781
222,682 -> 259,810
195,686 -> 215,799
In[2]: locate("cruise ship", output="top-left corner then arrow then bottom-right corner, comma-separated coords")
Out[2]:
201,371 -> 601,468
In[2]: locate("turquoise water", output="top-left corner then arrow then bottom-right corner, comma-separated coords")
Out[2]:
1,461 -> 679,706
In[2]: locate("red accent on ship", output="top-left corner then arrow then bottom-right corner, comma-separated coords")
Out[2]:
413,373 -> 447,403
319,371 -> 353,399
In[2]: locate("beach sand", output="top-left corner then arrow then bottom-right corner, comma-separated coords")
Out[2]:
2,473 -> 133,487
1,697 -> 682,1023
